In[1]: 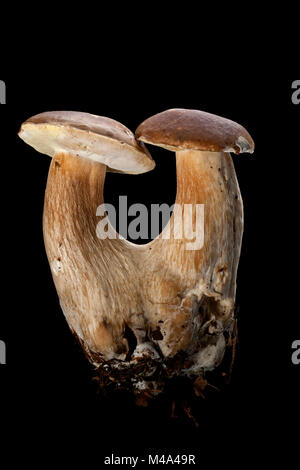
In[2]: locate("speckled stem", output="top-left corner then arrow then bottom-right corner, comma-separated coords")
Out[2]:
140,150 -> 243,365
43,152 -> 142,363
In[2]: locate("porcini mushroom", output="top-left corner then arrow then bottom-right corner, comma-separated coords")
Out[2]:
135,109 -> 254,376
19,108 -> 254,402
19,111 -> 155,363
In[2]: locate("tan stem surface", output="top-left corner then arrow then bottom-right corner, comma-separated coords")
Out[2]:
138,150 -> 243,360
43,150 -> 243,372
43,152 -> 142,362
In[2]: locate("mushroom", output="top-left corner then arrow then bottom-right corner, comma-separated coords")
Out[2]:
18,108 -> 254,402
19,111 -> 155,364
135,109 -> 254,376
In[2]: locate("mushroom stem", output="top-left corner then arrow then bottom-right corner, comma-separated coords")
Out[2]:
148,149 -> 243,297
44,152 -> 106,246
173,149 -> 243,301
43,152 -> 142,363
141,149 -> 243,360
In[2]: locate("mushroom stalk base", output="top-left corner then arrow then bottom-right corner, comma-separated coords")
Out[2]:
43,152 -> 143,362
43,150 -> 243,403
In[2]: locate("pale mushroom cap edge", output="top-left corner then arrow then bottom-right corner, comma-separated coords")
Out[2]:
19,111 -> 155,174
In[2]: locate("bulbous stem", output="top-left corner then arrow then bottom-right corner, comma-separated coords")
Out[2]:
43,152 -> 141,362
140,150 -> 243,359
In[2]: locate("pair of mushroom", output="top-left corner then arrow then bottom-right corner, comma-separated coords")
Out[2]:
19,109 -> 254,398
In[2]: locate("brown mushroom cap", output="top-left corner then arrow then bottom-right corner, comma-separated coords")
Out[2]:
135,108 -> 254,154
19,111 -> 155,174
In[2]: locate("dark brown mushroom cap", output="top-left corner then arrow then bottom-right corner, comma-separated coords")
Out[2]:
135,108 -> 254,154
19,111 -> 155,174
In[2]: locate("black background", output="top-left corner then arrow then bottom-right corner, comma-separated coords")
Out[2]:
0,74 -> 299,466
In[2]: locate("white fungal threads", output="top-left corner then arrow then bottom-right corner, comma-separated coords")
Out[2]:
51,258 -> 63,276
